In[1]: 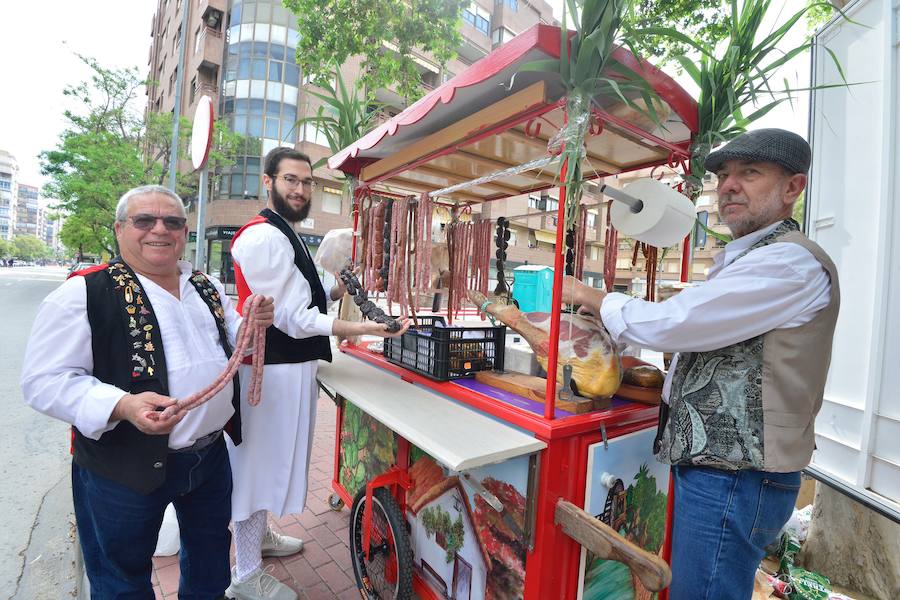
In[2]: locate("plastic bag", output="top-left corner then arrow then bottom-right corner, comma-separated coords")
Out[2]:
154,503 -> 179,556
781,504 -> 813,542
314,228 -> 353,274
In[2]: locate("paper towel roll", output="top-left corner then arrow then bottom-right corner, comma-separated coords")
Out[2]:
609,179 -> 696,247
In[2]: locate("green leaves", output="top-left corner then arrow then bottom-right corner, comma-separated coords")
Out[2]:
629,0 -> 854,195
295,71 -> 381,170
285,0 -> 467,103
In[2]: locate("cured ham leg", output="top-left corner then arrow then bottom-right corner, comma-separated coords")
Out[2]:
468,290 -> 621,399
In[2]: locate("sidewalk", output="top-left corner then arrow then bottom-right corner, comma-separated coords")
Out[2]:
151,395 -> 360,600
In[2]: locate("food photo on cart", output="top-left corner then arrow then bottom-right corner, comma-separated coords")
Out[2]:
309,2 -> 856,600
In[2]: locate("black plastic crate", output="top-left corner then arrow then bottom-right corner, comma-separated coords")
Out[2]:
383,316 -> 506,381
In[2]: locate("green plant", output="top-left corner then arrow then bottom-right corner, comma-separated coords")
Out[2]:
631,0 -> 854,197
295,72 -> 382,172
520,0 -> 662,235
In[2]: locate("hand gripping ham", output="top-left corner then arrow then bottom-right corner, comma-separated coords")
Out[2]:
147,294 -> 268,421
468,290 -> 621,399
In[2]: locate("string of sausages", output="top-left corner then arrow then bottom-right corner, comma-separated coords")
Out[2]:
603,201 -> 618,292
574,209 -> 587,280
414,192 -> 433,297
631,242 -> 658,302
148,294 -> 268,421
469,220 -> 491,297
386,196 -> 411,316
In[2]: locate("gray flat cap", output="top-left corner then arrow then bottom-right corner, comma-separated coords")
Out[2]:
705,128 -> 811,175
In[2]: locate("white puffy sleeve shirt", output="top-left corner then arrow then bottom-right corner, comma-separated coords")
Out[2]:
230,220 -> 336,339
20,262 -> 242,449
597,222 -> 832,400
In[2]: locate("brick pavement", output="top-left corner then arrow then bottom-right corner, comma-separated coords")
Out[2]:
151,394 -> 361,600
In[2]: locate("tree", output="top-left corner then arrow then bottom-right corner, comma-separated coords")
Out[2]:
623,1 -> 729,66
0,238 -> 14,260
41,54 -> 251,255
284,0 -> 468,102
13,235 -> 51,262
40,54 -> 151,256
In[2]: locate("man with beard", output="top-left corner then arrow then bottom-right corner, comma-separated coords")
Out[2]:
560,129 -> 839,600
225,148 -> 407,600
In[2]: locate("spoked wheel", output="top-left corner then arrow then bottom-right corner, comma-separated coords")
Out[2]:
349,487 -> 413,600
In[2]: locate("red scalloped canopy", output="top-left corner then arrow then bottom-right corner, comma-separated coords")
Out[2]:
329,24 -> 698,202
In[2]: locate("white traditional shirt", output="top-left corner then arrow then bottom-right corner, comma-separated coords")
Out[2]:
231,210 -> 336,337
227,212 -> 338,521
21,261 -> 241,449
599,221 -> 832,401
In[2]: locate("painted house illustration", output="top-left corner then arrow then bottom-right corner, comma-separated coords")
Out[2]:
406,457 -> 492,600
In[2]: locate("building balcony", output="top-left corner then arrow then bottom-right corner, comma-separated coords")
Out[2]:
195,26 -> 224,72
198,0 -> 226,21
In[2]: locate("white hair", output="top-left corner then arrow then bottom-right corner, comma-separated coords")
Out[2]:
114,185 -> 186,223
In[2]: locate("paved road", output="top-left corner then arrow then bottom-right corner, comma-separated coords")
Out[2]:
0,267 -> 77,599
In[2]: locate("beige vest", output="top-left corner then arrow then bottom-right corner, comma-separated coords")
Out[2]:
760,231 -> 840,471
657,225 -> 841,472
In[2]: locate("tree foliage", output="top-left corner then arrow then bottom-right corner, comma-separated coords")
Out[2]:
284,0 -> 468,102
623,0 -> 730,66
12,235 -> 52,261
40,54 -> 249,256
0,238 -> 14,259
40,55 -> 151,256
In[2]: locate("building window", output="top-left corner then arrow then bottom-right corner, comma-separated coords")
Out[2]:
194,25 -> 202,53
495,0 -> 517,9
321,186 -> 342,214
528,194 -> 545,210
463,2 -> 490,35
587,212 -> 597,229
189,77 -> 197,104
491,26 -> 516,47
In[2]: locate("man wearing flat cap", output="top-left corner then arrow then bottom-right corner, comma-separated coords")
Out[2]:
562,128 -> 839,600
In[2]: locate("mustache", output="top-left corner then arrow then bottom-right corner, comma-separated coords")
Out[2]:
719,194 -> 747,207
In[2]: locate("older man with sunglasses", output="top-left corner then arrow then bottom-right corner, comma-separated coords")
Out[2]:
21,185 -> 274,599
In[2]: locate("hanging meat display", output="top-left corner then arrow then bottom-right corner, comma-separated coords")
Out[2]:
468,290 -> 622,399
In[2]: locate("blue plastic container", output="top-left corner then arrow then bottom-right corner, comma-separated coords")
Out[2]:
512,265 -> 554,312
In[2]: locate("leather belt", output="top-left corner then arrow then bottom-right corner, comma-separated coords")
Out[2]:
169,430 -> 222,454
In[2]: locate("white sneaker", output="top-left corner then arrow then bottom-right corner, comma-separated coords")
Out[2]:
225,565 -> 297,600
261,526 -> 304,557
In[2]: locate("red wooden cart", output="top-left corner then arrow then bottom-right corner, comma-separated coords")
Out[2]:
316,24 -> 698,600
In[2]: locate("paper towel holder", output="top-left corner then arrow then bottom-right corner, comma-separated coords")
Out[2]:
600,179 -> 697,248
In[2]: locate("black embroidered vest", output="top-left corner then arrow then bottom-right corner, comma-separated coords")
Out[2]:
232,208 -> 332,364
73,259 -> 241,494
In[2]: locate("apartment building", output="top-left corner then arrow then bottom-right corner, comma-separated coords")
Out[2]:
15,183 -> 39,238
145,0 -> 557,286
0,149 -> 18,241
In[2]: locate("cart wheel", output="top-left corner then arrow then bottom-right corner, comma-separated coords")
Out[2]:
349,487 -> 413,600
328,493 -> 345,511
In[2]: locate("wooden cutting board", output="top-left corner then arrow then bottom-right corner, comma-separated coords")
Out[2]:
474,371 -> 608,414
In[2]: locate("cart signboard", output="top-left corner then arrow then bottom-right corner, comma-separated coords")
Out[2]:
578,429 -> 669,600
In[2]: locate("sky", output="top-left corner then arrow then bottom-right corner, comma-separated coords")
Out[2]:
0,1 -> 158,186
0,0 -> 813,189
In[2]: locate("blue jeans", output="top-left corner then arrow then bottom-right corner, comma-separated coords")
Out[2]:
669,465 -> 800,600
72,436 -> 232,600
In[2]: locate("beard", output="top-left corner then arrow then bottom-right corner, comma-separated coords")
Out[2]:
718,183 -> 787,239
271,185 -> 311,223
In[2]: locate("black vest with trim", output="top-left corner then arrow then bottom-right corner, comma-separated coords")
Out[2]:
73,260 -> 241,494
250,209 -> 332,364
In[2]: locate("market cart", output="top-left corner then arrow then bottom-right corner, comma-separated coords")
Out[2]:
317,24 -> 698,600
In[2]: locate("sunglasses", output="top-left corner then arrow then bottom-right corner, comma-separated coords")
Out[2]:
125,214 -> 188,231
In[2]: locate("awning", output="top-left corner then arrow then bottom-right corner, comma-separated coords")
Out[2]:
534,230 -> 557,244
328,24 -> 698,203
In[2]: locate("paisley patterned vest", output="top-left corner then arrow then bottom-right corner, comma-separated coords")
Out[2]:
656,220 -> 840,472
